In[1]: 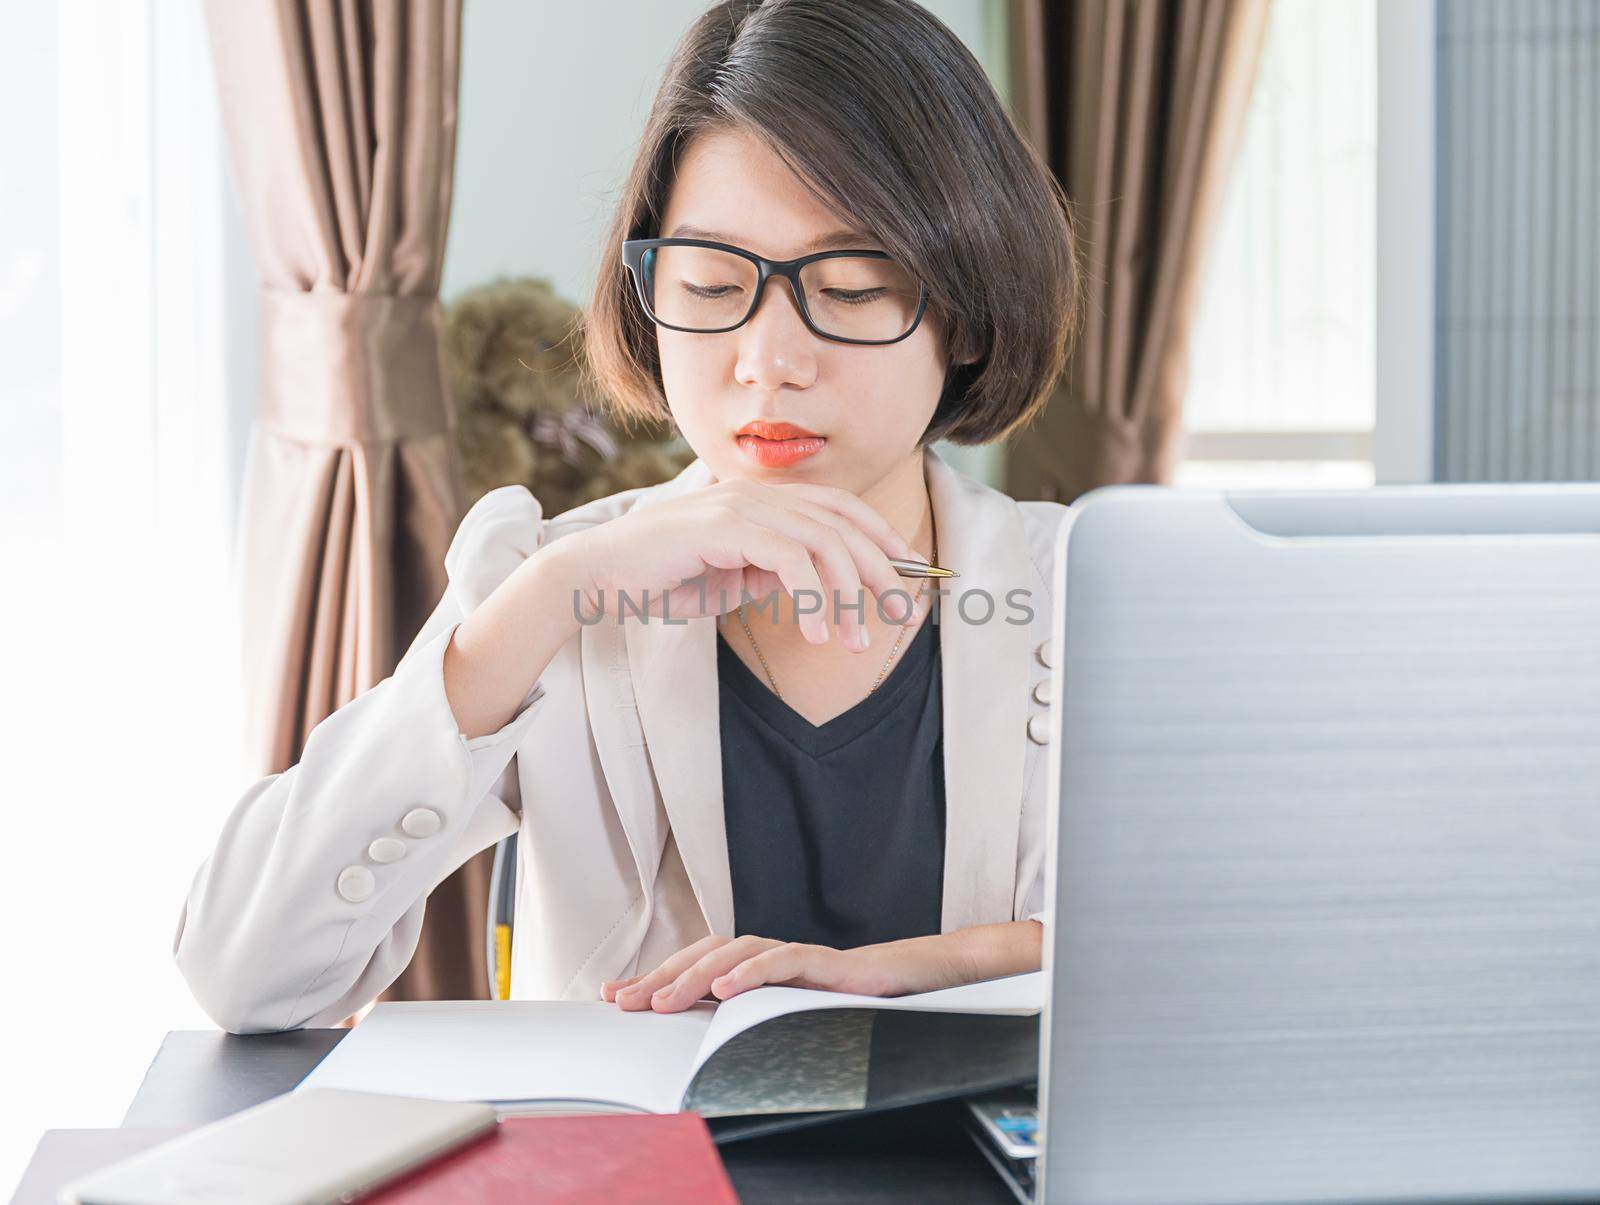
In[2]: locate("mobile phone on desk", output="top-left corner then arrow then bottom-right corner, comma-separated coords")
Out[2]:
964,1086 -> 1038,1205
57,1089 -> 497,1205
967,1089 -> 1038,1159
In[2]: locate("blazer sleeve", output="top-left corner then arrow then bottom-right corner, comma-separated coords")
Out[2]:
173,485 -> 556,1034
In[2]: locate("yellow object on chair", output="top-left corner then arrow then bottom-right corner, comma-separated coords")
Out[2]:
494,924 -> 512,1001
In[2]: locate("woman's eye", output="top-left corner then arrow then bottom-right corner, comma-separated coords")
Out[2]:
683,282 -> 741,299
821,287 -> 886,306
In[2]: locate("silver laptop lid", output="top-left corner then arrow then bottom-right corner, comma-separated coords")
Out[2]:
1038,483 -> 1600,1205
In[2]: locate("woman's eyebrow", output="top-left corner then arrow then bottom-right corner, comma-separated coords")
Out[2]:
666,224 -> 878,253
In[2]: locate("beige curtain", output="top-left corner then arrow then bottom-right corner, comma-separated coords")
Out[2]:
1005,0 -> 1271,502
204,0 -> 491,1012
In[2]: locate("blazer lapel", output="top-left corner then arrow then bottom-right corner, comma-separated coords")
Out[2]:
924,448 -> 1035,931
580,458 -> 728,935
617,459 -> 737,936
625,607 -> 733,935
578,616 -> 667,916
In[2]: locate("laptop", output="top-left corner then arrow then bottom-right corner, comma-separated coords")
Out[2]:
1023,483 -> 1600,1205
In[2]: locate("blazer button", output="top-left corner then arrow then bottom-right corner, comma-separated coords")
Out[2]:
1035,639 -> 1055,669
336,865 -> 376,903
1027,713 -> 1052,745
1032,678 -> 1053,705
368,837 -> 407,864
401,807 -> 442,839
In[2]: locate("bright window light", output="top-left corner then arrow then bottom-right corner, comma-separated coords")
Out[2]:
1181,0 -> 1378,489
0,2 -> 248,1189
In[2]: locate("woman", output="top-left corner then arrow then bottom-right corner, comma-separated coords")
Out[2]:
174,0 -> 1078,1034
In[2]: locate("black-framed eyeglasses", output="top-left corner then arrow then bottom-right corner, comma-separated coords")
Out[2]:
621,237 -> 929,346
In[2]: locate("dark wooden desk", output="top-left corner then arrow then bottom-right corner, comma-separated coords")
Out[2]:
70,1029 -> 1009,1204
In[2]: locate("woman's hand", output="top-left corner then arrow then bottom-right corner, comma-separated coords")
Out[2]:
558,476 -> 927,652
599,922 -> 1044,1014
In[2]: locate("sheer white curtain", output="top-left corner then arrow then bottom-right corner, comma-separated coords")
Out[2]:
1180,0 -> 1379,487
0,0 -> 254,1188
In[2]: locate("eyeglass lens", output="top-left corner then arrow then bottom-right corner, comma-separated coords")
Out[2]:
644,245 -> 920,342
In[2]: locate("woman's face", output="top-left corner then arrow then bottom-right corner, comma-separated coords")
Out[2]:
653,126 -> 949,494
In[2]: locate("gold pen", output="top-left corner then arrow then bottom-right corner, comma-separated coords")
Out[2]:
889,556 -> 958,579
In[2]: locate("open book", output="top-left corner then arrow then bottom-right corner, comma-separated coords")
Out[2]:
295,972 -> 1042,1123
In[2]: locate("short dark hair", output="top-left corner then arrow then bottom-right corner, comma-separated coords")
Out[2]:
584,0 -> 1080,447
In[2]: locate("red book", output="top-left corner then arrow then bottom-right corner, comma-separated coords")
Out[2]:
363,1112 -> 740,1204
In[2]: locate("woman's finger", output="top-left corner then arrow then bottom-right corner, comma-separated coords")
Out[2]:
690,514 -> 826,642
599,974 -> 643,1003
710,942 -> 844,999
768,483 -> 932,628
723,524 -> 832,644
613,935 -> 731,1011
752,480 -> 932,627
719,495 -> 874,651
728,493 -> 915,637
650,935 -> 783,1013
757,480 -> 920,563
714,478 -> 927,629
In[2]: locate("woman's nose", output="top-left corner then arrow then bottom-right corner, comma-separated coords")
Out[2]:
734,276 -> 818,391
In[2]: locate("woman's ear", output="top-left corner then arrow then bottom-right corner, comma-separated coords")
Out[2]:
946,331 -> 981,368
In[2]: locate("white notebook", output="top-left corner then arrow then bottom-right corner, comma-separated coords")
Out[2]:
296,972 -> 1043,1117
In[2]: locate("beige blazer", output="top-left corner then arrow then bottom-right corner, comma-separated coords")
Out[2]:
173,445 -> 1073,1034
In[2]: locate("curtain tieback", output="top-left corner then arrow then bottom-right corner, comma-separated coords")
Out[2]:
257,289 -> 456,445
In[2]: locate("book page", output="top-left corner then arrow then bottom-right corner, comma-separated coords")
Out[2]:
295,1000 -> 715,1116
685,970 -> 1045,1088
293,974 -> 1044,1115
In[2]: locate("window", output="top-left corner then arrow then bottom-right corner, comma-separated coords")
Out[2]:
1178,0 -> 1379,489
0,2 -> 251,1186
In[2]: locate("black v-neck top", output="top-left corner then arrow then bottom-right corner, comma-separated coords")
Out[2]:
716,612 -> 946,949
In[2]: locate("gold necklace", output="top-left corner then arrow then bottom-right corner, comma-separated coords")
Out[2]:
735,524 -> 938,701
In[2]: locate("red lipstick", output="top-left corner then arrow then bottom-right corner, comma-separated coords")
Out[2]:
735,420 -> 826,468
